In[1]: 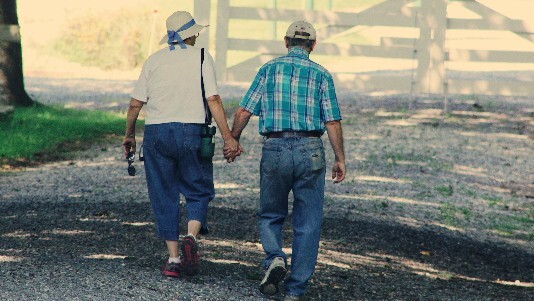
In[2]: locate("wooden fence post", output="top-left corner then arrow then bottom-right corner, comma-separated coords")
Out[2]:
215,0 -> 230,81
414,0 -> 447,95
194,0 -> 211,49
271,0 -> 277,40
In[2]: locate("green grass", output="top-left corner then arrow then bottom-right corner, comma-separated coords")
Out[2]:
367,148 -> 446,168
485,195 -> 505,208
0,104 -> 129,160
488,213 -> 534,240
492,223 -> 518,236
435,184 -> 454,197
440,204 -> 472,226
463,188 -> 477,198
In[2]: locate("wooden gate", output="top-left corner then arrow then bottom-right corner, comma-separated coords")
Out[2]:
205,0 -> 534,96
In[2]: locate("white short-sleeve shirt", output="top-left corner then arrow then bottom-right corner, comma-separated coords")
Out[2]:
131,46 -> 218,125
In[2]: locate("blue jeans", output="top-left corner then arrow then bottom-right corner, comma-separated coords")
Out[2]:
143,123 -> 214,241
259,137 -> 326,296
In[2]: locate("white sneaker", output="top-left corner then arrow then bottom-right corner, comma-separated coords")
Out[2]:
259,257 -> 287,296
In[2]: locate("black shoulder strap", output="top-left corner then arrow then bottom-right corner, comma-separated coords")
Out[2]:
201,48 -> 212,125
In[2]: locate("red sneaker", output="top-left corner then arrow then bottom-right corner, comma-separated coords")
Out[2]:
178,235 -> 199,276
161,261 -> 180,278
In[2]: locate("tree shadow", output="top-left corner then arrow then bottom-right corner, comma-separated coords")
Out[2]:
1,200 -> 532,300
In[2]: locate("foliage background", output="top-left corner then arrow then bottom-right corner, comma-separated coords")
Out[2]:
52,10 -> 153,70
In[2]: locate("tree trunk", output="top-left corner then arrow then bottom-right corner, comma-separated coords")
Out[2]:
0,0 -> 33,107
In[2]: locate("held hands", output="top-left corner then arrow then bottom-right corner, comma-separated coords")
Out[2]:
332,160 -> 346,183
223,137 -> 244,163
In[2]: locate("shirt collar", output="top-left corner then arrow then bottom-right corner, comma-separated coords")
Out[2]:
287,47 -> 310,59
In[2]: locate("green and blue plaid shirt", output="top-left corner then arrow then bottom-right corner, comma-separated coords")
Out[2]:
240,47 -> 342,135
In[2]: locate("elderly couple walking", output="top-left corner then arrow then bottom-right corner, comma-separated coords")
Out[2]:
122,11 -> 346,301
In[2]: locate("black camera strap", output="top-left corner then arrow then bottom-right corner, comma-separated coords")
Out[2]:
201,48 -> 212,125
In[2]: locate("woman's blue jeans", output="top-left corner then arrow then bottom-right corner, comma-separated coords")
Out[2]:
143,123 -> 214,241
259,137 -> 326,297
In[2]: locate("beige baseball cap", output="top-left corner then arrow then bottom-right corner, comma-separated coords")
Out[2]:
285,20 -> 316,40
159,11 -> 207,45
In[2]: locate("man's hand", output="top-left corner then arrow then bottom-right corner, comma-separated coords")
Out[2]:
122,137 -> 136,158
206,95 -> 245,163
332,160 -> 346,183
223,137 -> 243,163
325,120 -> 346,184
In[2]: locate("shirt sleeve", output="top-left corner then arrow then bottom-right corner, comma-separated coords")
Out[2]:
202,50 -> 219,98
239,66 -> 265,116
131,60 -> 150,102
320,72 -> 342,122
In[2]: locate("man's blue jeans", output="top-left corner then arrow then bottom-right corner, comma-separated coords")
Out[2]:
259,137 -> 326,296
143,123 -> 214,241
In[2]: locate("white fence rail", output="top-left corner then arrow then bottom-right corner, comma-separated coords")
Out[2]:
200,0 -> 534,96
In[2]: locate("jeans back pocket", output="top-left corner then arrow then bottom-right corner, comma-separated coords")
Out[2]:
310,152 -> 323,171
310,149 -> 326,172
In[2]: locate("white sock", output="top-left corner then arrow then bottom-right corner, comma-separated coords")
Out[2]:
187,233 -> 197,241
168,257 -> 181,263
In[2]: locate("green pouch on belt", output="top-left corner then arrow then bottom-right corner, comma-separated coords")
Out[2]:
200,125 -> 216,160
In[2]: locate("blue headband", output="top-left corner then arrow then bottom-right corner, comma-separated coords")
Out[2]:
167,19 -> 197,50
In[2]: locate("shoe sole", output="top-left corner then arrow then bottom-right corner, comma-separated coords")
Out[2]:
181,238 -> 199,276
162,270 -> 180,278
161,263 -> 180,278
259,265 -> 286,296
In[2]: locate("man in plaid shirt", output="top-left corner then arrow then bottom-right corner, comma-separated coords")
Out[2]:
229,21 -> 346,301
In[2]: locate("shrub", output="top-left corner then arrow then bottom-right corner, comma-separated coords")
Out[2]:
52,9 -> 157,70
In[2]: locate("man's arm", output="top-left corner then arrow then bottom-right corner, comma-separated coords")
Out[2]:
122,98 -> 144,157
207,95 -> 242,162
231,107 -> 253,141
325,120 -> 346,183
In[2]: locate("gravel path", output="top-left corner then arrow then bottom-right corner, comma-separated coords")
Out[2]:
0,77 -> 533,300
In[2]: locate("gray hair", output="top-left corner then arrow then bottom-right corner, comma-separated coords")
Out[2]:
286,31 -> 315,51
